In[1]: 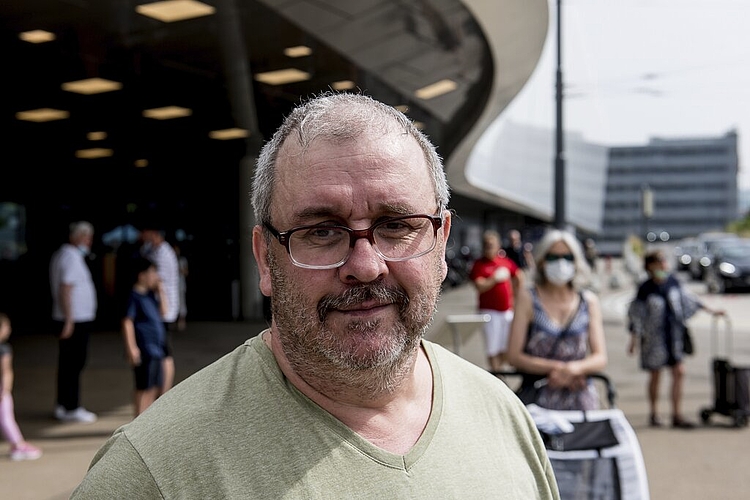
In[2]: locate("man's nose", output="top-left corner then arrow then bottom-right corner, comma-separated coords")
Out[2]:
339,237 -> 387,283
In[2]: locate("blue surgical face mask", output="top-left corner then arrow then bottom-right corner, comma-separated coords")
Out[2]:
141,242 -> 153,254
77,245 -> 90,256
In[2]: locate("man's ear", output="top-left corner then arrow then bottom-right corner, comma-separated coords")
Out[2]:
252,225 -> 272,297
441,210 -> 452,243
439,211 -> 452,279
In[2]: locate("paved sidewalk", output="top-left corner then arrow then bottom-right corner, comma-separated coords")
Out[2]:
2,260 -> 749,499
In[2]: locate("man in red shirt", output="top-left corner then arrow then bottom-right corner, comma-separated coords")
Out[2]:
470,230 -> 524,371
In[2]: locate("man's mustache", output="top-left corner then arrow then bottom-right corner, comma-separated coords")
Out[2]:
317,282 -> 410,322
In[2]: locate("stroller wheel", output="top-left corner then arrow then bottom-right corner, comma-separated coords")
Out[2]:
700,408 -> 712,425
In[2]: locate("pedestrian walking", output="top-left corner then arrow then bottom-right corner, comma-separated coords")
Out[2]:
49,221 -> 98,423
0,313 -> 42,461
507,229 -> 607,411
627,249 -> 725,428
121,257 -> 169,417
469,230 -> 523,371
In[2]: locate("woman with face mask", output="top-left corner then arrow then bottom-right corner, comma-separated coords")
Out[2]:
627,250 -> 725,429
507,229 -> 608,410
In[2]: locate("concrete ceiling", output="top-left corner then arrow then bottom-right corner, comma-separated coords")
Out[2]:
0,0 -> 492,231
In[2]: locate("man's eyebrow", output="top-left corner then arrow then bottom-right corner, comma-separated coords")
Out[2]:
292,207 -> 340,224
288,203 -> 427,226
379,203 -> 415,215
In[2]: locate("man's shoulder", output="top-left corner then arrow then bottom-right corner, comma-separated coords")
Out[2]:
51,245 -> 79,268
52,244 -> 74,258
154,242 -> 178,260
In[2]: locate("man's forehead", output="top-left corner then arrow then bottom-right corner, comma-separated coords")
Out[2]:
273,131 -> 432,191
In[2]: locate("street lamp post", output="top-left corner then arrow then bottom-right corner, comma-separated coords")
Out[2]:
641,184 -> 654,239
554,0 -> 566,229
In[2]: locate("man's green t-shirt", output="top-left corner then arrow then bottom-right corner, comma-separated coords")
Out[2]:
72,334 -> 559,499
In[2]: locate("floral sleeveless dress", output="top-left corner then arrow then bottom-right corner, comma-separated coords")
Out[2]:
525,288 -> 599,410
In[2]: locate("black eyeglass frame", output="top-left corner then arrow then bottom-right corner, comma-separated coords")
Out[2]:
264,210 -> 444,270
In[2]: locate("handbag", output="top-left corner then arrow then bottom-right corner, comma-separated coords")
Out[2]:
683,326 -> 694,355
660,284 -> 694,356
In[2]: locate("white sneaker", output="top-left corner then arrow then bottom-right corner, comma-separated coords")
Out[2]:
54,405 -> 67,420
54,406 -> 97,423
10,443 -> 42,461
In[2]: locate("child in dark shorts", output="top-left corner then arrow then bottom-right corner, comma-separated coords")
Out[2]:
122,257 -> 169,417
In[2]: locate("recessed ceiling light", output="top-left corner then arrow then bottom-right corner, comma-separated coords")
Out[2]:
254,68 -> 311,86
394,104 -> 410,113
19,30 -> 56,43
87,131 -> 108,141
15,108 -> 70,122
135,159 -> 149,168
142,106 -> 193,119
331,80 -> 356,91
62,78 -> 123,95
412,121 -> 425,130
284,45 -> 312,58
75,148 -> 114,159
209,128 -> 249,140
136,0 -> 216,23
415,79 -> 458,100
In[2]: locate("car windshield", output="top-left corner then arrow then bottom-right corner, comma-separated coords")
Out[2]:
719,243 -> 750,259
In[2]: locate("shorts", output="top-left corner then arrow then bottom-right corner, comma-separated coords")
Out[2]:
133,357 -> 164,390
162,321 -> 176,357
480,309 -> 514,357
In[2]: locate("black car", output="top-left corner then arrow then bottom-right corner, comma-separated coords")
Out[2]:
689,232 -> 740,280
704,239 -> 750,293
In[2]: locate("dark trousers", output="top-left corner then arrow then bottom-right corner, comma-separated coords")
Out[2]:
55,320 -> 95,411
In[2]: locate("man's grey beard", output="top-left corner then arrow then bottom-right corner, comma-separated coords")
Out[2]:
267,251 -> 442,397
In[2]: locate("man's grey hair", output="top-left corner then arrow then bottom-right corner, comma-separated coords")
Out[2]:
251,92 -> 450,225
69,221 -> 94,238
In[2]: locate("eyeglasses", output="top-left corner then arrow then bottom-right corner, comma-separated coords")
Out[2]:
264,211 -> 444,270
545,253 -> 574,262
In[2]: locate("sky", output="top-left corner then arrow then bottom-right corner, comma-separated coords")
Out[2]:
523,0 -> 750,189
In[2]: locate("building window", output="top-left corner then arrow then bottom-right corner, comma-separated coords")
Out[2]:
0,202 -> 27,260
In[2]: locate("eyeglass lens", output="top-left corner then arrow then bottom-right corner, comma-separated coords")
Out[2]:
288,216 -> 437,268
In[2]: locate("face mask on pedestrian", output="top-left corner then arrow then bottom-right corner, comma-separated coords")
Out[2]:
77,245 -> 90,256
544,259 -> 576,285
653,269 -> 669,281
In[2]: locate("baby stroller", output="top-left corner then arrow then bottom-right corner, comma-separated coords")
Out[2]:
494,371 -> 650,500
699,315 -> 750,428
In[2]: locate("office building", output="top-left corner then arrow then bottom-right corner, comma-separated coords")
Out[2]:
599,131 -> 739,255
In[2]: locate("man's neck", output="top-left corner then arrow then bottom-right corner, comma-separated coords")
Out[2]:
263,330 -> 433,454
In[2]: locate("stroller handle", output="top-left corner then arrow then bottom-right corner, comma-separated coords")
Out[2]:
491,370 -> 618,408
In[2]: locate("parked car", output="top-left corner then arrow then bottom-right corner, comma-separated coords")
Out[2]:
704,238 -> 750,293
688,232 -> 739,280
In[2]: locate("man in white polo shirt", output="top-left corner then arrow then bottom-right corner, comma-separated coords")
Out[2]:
49,221 -> 98,423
